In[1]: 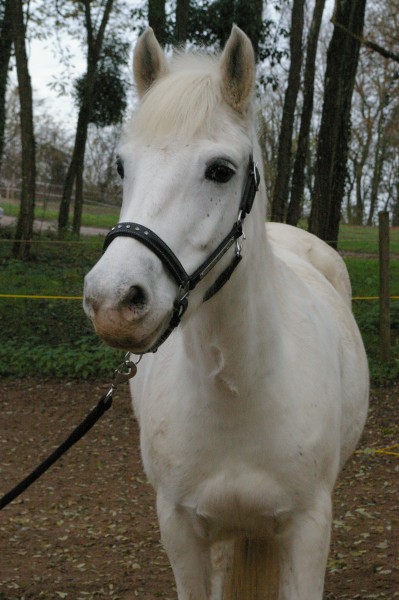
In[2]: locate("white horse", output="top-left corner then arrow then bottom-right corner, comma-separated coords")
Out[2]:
84,27 -> 369,600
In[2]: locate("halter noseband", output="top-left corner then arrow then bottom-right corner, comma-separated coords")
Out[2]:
102,155 -> 260,352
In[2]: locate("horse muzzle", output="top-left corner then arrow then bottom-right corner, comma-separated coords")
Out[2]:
83,244 -> 177,352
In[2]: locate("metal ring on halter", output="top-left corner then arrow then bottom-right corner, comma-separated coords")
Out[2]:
236,230 -> 246,257
253,160 -> 260,188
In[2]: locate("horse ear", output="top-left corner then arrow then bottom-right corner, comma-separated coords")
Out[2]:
220,26 -> 255,115
133,28 -> 169,97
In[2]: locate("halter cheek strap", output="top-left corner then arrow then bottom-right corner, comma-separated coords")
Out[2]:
102,155 -> 259,352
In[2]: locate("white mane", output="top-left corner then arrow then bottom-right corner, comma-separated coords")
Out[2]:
128,53 -> 251,142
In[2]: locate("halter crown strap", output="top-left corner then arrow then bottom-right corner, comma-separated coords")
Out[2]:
240,157 -> 260,216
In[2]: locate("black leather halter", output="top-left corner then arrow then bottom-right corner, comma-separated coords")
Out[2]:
102,155 -> 260,352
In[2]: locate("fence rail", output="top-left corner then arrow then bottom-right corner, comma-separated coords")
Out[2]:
0,182 -> 121,208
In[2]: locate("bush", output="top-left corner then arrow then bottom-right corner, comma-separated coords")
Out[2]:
0,338 -> 122,379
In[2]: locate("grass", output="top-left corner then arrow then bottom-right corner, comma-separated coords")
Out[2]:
346,256 -> 399,384
0,227 -> 121,379
338,223 -> 399,255
1,200 -> 120,230
346,256 -> 399,296
0,215 -> 398,382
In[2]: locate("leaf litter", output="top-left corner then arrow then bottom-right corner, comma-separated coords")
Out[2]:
0,380 -> 398,599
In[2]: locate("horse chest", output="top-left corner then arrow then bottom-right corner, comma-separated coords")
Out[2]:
140,395 -> 308,539
191,465 -> 296,539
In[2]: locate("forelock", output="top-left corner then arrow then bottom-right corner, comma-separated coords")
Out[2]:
127,53 -> 232,141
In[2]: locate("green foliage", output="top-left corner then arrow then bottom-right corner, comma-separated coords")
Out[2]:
73,37 -> 130,128
338,224 -> 399,255
82,69 -> 127,126
346,256 -> 399,385
186,0 -> 289,73
0,338 -> 122,379
1,201 -> 119,229
0,227 -> 119,379
129,0 -> 289,89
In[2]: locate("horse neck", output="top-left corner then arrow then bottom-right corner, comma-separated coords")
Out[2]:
182,203 -> 282,396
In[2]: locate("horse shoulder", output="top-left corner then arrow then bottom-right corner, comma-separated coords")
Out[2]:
265,223 -> 369,467
266,222 -> 352,307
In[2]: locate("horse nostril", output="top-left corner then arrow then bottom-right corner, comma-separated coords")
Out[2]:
120,285 -> 150,322
124,285 -> 149,313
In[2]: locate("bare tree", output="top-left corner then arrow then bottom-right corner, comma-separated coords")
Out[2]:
286,0 -> 326,226
148,0 -> 167,46
175,0 -> 189,44
309,0 -> 367,247
270,0 -> 305,222
0,0 -> 12,171
57,0 -> 115,235
235,0 -> 263,59
10,0 -> 36,259
367,104 -> 388,225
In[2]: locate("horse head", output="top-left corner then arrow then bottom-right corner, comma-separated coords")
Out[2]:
84,26 -> 257,353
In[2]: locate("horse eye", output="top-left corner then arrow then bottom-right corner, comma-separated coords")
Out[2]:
116,156 -> 124,180
205,161 -> 235,184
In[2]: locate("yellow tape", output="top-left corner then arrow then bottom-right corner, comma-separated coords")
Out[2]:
356,444 -> 399,458
0,294 -> 83,300
0,239 -> 102,245
352,296 -> 399,300
0,294 -> 398,301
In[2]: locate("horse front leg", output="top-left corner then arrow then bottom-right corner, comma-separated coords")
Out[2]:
278,491 -> 333,600
156,492 -> 213,600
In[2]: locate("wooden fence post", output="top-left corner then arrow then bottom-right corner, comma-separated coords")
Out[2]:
378,210 -> 390,362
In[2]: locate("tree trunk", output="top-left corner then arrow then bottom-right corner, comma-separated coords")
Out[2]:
10,0 -> 36,259
58,0 -> 114,235
367,115 -> 386,226
270,0 -> 305,223
58,91 -> 91,233
309,0 -> 367,247
175,0 -> 189,44
0,0 -> 13,170
392,179 -> 399,226
354,158 -> 364,224
286,0 -> 325,226
72,154 -> 85,235
352,108 -> 372,224
345,167 -> 355,223
148,0 -> 167,46
236,0 -> 263,59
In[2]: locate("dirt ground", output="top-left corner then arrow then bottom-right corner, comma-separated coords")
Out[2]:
0,378 -> 398,600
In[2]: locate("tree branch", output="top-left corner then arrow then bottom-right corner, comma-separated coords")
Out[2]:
331,17 -> 399,64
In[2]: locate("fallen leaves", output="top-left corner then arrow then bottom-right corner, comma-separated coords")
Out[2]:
325,385 -> 399,598
0,379 -> 398,599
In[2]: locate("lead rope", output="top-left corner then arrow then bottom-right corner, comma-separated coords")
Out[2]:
0,353 -> 138,511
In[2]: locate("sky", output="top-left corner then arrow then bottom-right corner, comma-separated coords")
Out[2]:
24,37 -> 88,128
9,4 -> 139,131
